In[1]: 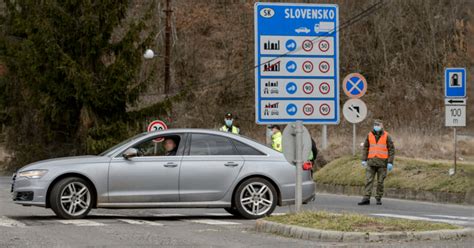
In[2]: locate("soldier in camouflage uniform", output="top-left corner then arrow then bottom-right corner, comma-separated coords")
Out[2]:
358,119 -> 395,205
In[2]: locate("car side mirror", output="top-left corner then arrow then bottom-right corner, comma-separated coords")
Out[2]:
122,148 -> 138,159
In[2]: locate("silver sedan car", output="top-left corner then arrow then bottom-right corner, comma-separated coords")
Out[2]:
11,129 -> 315,219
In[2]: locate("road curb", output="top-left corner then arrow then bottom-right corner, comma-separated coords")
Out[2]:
315,183 -> 474,205
255,219 -> 474,242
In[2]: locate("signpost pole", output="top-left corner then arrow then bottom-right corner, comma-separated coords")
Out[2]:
352,123 -> 356,156
322,125 -> 328,150
266,125 -> 272,147
454,127 -> 457,175
295,121 -> 303,213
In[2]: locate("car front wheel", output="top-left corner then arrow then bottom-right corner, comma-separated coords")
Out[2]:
234,178 -> 277,219
49,177 -> 93,219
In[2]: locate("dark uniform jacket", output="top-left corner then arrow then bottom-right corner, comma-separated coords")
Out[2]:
362,130 -> 395,167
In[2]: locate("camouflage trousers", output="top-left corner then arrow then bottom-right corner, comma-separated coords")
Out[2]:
363,165 -> 387,200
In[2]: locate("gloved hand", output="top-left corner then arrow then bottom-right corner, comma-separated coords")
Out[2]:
361,161 -> 367,167
387,163 -> 393,172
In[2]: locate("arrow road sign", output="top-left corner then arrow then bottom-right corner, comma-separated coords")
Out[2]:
445,98 -> 467,105
343,98 -> 367,124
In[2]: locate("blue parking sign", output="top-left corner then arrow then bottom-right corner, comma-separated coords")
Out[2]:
255,2 -> 339,124
445,68 -> 466,98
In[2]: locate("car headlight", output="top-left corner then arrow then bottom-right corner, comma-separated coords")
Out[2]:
17,170 -> 48,179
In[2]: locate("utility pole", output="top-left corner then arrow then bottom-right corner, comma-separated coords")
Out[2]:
164,0 -> 172,95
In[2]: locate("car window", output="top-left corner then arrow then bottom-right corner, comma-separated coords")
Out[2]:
189,134 -> 236,156
132,135 -> 181,157
99,132 -> 148,156
231,140 -> 266,156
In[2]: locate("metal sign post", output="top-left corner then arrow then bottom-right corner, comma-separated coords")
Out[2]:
282,123 -> 311,213
352,123 -> 356,156
295,121 -> 303,212
454,128 -> 457,175
444,68 -> 467,176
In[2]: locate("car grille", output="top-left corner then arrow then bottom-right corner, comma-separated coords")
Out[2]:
11,173 -> 16,193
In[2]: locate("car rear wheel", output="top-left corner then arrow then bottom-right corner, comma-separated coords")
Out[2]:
234,178 -> 277,219
49,177 -> 93,219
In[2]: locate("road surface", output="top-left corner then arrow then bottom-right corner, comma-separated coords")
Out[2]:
0,176 -> 472,247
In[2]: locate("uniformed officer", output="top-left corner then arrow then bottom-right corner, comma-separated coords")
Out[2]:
358,119 -> 395,205
219,113 -> 240,134
268,125 -> 282,152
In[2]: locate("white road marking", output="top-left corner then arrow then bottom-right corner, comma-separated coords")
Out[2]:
371,213 -> 469,225
425,215 -> 474,221
90,213 -> 126,217
56,219 -> 106,226
153,213 -> 185,218
271,213 -> 286,216
118,219 -> 163,226
0,216 -> 26,228
205,213 -> 232,217
186,219 -> 241,225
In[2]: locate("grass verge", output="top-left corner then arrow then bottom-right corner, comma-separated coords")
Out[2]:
315,156 -> 474,194
265,211 -> 460,232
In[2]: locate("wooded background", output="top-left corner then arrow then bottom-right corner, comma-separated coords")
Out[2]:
0,0 -> 473,169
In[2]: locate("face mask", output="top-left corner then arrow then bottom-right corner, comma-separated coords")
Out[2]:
373,126 -> 382,132
225,119 -> 233,127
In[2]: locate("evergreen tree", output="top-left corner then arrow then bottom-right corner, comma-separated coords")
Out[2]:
0,0 -> 156,167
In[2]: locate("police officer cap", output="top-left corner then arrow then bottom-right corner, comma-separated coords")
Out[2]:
374,119 -> 383,125
267,125 -> 281,130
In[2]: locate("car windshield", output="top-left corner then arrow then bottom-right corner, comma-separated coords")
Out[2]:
99,132 -> 148,156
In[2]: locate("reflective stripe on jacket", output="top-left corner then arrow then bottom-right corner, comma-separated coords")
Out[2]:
368,131 -> 389,159
271,131 -> 282,152
220,125 -> 240,134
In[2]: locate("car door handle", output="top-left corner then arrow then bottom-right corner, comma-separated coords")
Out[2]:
164,162 -> 178,168
224,162 -> 239,167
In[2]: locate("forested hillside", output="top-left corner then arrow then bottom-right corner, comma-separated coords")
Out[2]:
0,0 -> 473,169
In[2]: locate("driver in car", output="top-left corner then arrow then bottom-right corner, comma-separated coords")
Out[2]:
163,138 -> 177,156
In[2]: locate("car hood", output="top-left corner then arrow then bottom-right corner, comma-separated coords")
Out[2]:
18,155 -> 110,172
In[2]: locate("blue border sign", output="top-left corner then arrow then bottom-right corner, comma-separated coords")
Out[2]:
255,2 -> 339,124
445,68 -> 466,98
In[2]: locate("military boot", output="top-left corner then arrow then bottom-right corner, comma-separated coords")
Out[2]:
357,198 -> 370,205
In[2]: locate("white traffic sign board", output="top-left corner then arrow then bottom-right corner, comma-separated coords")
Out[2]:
343,99 -> 367,124
282,123 -> 312,165
445,101 -> 466,127
255,3 -> 339,124
147,120 -> 168,142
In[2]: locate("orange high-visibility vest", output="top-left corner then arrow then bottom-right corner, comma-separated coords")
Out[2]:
367,131 -> 389,159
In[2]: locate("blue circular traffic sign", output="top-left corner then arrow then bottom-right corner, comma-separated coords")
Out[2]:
342,73 -> 367,98
286,61 -> 297,73
285,39 -> 297,51
286,103 -> 297,116
286,82 -> 297,94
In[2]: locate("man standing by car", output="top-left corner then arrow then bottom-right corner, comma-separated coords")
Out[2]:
219,112 -> 240,134
358,119 -> 395,206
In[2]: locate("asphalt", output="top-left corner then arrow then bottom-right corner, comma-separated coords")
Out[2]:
0,176 -> 473,247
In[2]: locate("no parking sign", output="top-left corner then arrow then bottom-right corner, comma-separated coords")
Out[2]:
147,120 -> 168,142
